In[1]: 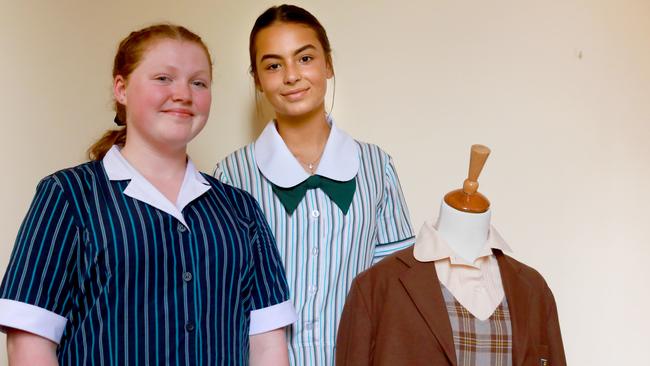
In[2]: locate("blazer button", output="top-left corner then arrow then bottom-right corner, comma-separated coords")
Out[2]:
185,322 -> 195,332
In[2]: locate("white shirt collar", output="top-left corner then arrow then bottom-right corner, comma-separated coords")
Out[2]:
253,119 -> 360,188
102,145 -> 210,229
413,221 -> 512,264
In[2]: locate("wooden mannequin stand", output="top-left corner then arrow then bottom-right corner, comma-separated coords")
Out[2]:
444,144 -> 491,213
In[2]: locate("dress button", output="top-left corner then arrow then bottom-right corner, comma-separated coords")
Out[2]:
177,223 -> 187,232
304,322 -> 313,331
312,247 -> 319,256
309,285 -> 317,295
185,322 -> 195,332
183,272 -> 193,282
311,210 -> 320,218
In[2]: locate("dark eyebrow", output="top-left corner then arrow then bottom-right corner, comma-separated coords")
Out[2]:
259,44 -> 317,62
294,44 -> 316,55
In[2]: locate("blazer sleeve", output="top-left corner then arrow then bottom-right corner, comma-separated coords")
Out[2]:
336,278 -> 374,366
546,287 -> 567,365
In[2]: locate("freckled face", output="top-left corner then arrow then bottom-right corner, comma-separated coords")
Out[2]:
114,39 -> 212,152
254,22 -> 333,120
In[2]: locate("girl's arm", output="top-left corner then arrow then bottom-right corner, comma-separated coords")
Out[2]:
6,328 -> 58,366
249,328 -> 289,366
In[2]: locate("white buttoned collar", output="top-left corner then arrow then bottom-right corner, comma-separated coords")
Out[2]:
413,221 -> 513,265
102,145 -> 210,229
253,119 -> 360,188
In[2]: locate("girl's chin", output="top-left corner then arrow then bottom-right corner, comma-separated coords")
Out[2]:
275,104 -> 326,120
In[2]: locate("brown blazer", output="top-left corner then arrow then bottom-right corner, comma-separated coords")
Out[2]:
336,246 -> 566,366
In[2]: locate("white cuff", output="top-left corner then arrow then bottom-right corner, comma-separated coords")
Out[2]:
0,299 -> 67,344
249,300 -> 297,335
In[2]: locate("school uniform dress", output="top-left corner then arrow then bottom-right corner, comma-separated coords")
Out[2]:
0,145 -> 296,365
214,120 -> 415,366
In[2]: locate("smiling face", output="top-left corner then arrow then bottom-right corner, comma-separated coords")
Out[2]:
113,39 -> 212,153
254,22 -> 333,121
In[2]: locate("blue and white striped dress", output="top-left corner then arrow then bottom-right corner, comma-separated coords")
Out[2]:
0,145 -> 295,365
215,121 -> 415,365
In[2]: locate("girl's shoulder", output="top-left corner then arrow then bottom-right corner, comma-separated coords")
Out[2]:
216,143 -> 256,173
38,160 -> 104,191
354,139 -> 394,166
199,171 -> 263,220
213,143 -> 264,190
220,143 -> 255,163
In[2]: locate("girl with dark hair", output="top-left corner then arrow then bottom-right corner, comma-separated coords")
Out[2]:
0,23 -> 295,365
214,5 -> 415,365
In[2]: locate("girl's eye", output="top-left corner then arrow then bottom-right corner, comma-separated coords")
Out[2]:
192,80 -> 209,88
265,63 -> 281,71
155,75 -> 172,82
299,55 -> 313,63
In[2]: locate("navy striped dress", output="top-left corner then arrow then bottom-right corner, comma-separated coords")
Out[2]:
0,146 -> 293,365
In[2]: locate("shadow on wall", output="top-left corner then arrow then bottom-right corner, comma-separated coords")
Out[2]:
247,90 -> 275,141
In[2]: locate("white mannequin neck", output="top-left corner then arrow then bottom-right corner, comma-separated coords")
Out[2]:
436,200 -> 491,263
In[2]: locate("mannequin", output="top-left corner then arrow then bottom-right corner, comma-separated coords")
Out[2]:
415,144 -> 506,324
436,144 -> 492,263
435,201 -> 491,263
336,144 -> 567,366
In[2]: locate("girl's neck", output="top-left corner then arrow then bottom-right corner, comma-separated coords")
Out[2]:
120,140 -> 187,204
275,109 -> 331,172
275,103 -> 328,136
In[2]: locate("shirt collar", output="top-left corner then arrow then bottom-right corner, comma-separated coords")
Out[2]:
413,221 -> 512,264
102,145 -> 210,229
253,118 -> 360,188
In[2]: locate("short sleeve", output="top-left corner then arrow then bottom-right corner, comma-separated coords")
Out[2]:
0,176 -> 79,343
373,157 -> 415,263
245,197 -> 296,334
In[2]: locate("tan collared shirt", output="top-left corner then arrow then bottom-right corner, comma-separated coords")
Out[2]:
413,222 -> 513,320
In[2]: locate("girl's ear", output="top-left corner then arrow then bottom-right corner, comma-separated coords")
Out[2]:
113,75 -> 127,105
326,62 -> 334,79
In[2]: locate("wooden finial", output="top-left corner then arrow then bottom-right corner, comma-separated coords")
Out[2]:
444,144 -> 491,213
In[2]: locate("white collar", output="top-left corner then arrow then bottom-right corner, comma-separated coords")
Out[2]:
253,119 -> 360,188
102,145 -> 210,229
413,221 -> 512,264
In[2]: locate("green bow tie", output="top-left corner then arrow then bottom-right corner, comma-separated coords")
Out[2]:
272,175 -> 356,215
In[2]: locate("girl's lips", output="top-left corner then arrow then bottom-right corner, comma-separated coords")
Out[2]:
281,87 -> 309,101
163,109 -> 194,117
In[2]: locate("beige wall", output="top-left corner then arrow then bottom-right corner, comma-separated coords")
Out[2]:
1,0 -> 649,364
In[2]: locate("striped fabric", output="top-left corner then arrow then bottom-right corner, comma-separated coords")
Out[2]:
215,141 -> 415,366
0,156 -> 290,365
441,284 -> 513,366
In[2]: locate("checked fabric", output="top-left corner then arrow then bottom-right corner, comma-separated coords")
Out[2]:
441,284 -> 513,366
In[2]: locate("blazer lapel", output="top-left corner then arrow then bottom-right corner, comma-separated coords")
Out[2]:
496,250 -> 531,366
397,252 -> 457,366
